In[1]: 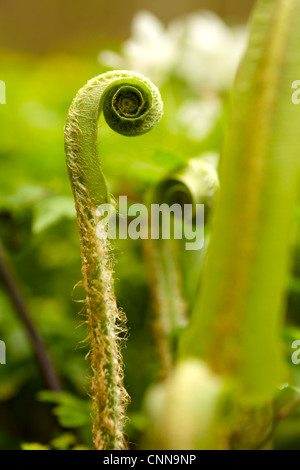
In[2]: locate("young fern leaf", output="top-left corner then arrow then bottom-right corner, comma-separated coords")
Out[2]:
144,158 -> 218,377
64,71 -> 163,450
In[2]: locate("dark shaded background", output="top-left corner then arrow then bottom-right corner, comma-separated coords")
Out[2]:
0,0 -> 255,54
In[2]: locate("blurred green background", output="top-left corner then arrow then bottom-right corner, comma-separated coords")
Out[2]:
4,0 -> 300,451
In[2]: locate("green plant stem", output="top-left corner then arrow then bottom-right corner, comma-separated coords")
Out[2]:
143,237 -> 187,377
179,0 -> 300,449
181,0 -> 300,399
144,158 -> 218,376
64,71 -> 163,449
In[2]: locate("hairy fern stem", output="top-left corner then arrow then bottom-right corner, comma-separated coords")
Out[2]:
64,71 -> 163,449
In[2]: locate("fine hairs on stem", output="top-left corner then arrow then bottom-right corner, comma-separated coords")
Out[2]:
64,71 -> 163,449
143,237 -> 188,378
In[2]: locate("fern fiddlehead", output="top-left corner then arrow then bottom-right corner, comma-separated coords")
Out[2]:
144,157 -> 218,377
64,71 -> 163,450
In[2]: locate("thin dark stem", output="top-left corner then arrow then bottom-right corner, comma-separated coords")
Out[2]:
0,244 -> 61,392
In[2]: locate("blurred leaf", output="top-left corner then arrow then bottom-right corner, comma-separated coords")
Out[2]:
37,391 -> 90,428
21,442 -> 51,450
33,196 -> 76,233
50,432 -> 77,450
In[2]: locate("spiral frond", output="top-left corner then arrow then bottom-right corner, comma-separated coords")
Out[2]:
64,71 -> 163,450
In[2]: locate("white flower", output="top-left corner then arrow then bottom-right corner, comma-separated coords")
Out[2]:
175,11 -> 247,90
99,11 -> 181,85
98,50 -> 124,69
176,94 -> 222,141
98,10 -> 247,90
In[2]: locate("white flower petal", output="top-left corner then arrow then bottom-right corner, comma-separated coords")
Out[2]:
98,50 -> 124,68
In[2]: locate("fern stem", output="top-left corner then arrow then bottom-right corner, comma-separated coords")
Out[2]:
145,157 -> 218,376
64,71 -> 163,449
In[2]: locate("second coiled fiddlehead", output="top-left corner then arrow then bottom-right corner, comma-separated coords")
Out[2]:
144,157 -> 219,377
64,71 -> 163,450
